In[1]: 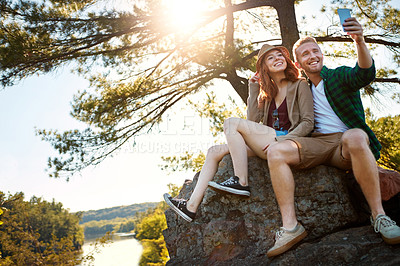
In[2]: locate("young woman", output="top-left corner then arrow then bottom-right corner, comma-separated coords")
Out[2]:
163,44 -> 314,222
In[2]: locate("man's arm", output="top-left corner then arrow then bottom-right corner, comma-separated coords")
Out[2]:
343,17 -> 373,68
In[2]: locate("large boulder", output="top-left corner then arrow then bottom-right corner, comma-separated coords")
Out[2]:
163,155 -> 400,265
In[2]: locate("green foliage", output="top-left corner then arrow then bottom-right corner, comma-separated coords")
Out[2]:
82,220 -> 117,237
79,202 -> 159,238
167,183 -> 181,198
135,208 -> 167,240
366,110 -> 400,171
81,217 -> 139,237
134,205 -> 168,265
117,220 -> 135,233
80,202 -> 159,223
139,238 -> 169,266
0,191 -> 84,265
132,184 -> 180,265
161,92 -> 245,173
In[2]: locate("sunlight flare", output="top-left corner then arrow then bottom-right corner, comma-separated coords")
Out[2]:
163,0 -> 211,32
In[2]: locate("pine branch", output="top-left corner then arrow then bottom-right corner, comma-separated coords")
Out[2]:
314,36 -> 400,48
374,78 -> 400,84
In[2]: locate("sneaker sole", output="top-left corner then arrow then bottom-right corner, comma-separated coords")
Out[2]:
267,230 -> 307,258
208,181 -> 250,196
163,194 -> 193,222
382,234 -> 400,245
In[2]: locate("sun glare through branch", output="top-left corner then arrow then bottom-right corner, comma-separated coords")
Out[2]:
162,0 -> 212,33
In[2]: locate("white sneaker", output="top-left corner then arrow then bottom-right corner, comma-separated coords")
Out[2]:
371,214 -> 400,244
267,223 -> 307,257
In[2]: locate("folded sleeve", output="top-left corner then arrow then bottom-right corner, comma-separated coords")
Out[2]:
246,81 -> 263,123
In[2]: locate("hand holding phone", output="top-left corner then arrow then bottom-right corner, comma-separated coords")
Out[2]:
337,8 -> 352,32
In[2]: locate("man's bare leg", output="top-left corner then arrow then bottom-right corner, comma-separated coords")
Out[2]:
266,140 -> 308,257
266,140 -> 301,229
341,129 -> 400,244
341,129 -> 385,219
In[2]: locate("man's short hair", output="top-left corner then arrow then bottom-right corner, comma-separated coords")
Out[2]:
292,37 -> 319,62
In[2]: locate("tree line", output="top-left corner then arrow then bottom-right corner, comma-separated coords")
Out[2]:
80,195 -> 172,265
0,190 -> 168,264
79,201 -> 158,238
80,202 -> 158,224
0,191 -> 84,265
82,217 -> 135,238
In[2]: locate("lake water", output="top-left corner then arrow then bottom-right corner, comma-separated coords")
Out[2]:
82,236 -> 143,266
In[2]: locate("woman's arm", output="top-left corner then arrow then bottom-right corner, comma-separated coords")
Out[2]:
246,78 -> 263,123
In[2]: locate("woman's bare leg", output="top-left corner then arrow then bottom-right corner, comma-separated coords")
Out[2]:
186,143 -> 257,213
223,117 -> 277,186
186,144 -> 229,212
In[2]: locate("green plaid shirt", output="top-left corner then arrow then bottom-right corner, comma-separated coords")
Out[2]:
320,61 -> 381,160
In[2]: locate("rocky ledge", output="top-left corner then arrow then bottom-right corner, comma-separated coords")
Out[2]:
163,155 -> 400,265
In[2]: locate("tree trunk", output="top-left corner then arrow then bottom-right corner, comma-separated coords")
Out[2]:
226,74 -> 249,104
228,0 -> 300,104
273,0 -> 300,58
223,0 -> 249,104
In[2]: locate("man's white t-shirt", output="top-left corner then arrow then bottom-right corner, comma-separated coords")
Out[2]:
312,80 -> 349,133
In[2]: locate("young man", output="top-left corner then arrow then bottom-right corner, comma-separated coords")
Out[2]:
265,17 -> 400,258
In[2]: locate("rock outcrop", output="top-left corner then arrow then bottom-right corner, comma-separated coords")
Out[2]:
163,155 -> 400,265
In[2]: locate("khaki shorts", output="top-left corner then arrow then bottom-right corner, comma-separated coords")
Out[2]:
286,132 -> 353,170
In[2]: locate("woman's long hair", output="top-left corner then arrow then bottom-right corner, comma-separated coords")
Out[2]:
256,48 -> 301,108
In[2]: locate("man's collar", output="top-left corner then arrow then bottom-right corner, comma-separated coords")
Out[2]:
320,65 -> 329,78
305,66 -> 327,86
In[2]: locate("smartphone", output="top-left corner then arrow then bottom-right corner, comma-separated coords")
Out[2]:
337,8 -> 352,31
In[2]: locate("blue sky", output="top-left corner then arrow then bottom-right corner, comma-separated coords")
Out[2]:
0,68 -> 211,212
1,0 -> 399,212
0,63 -> 226,212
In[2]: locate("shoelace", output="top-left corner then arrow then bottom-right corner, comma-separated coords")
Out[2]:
173,198 -> 187,208
373,215 -> 396,233
275,228 -> 284,240
220,177 -> 237,185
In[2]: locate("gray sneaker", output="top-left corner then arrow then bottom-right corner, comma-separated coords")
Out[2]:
267,223 -> 307,258
371,214 -> 400,244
